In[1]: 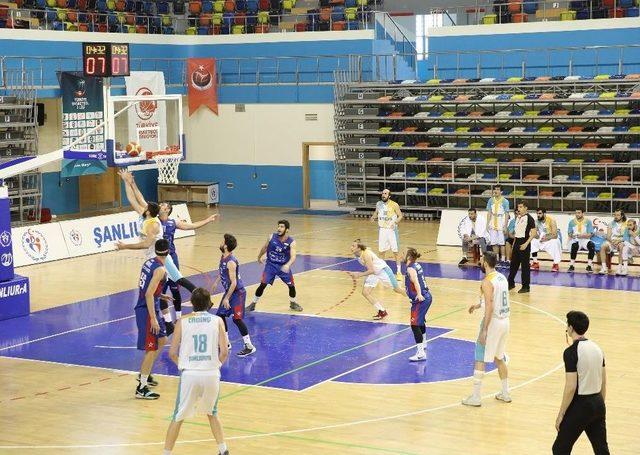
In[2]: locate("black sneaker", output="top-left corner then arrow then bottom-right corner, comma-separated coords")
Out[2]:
458,257 -> 469,266
568,265 -> 575,272
586,265 -> 593,273
246,302 -> 257,312
237,344 -> 256,357
289,302 -> 303,312
508,284 -> 516,291
135,385 -> 159,400
219,451 -> 229,455
517,287 -> 530,294
137,374 -> 158,387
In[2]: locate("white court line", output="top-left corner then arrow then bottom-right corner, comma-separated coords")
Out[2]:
0,270 -> 567,450
0,315 -> 134,352
304,330 -> 456,391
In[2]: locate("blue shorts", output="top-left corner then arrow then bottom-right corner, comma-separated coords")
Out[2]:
261,262 -> 294,286
135,306 -> 167,351
216,288 -> 247,320
410,292 -> 432,326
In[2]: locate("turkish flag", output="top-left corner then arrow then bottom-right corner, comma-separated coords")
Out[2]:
187,58 -> 218,116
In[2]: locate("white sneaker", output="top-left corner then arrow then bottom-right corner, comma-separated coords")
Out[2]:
409,352 -> 426,362
616,265 -> 627,276
462,395 -> 482,407
598,266 -> 608,275
495,392 -> 512,403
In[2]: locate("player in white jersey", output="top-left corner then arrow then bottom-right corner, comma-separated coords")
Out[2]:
350,239 -> 404,320
371,189 -> 403,279
531,208 -> 563,272
599,209 -> 627,275
163,288 -> 230,455
463,251 -> 511,407
619,219 -> 640,276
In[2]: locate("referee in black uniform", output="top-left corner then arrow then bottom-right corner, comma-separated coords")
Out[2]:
507,201 -> 536,293
553,310 -> 609,454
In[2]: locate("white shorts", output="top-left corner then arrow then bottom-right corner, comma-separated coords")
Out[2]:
475,317 -> 510,363
172,371 -> 221,422
364,266 -> 399,289
487,229 -> 505,246
378,227 -> 399,253
570,238 -> 592,251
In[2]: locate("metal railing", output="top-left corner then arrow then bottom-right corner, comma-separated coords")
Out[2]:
421,43 -> 640,80
374,12 -> 417,77
425,0 -> 635,27
0,53 -> 414,89
3,7 -> 378,34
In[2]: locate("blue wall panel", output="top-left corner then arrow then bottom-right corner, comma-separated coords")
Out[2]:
309,160 -> 337,200
41,172 -> 79,215
178,163 -> 303,207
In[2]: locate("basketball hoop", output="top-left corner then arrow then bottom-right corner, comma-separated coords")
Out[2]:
147,146 -> 182,184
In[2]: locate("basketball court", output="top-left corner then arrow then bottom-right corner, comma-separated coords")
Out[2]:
2,206 -> 639,454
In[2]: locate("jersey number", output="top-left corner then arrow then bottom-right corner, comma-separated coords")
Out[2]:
500,291 -> 509,315
139,272 -> 147,289
192,334 -> 208,353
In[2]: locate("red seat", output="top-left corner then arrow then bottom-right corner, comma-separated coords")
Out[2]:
234,11 -> 245,24
255,24 -> 268,32
125,12 -> 135,24
211,24 -> 221,34
98,23 -> 108,32
258,0 -> 269,10
67,10 -> 78,21
136,24 -> 147,33
116,0 -> 126,11
189,1 -> 203,14
57,0 -> 68,7
602,0 -> 615,7
224,0 -> 235,12
294,22 -> 306,31
78,23 -> 89,31
507,1 -> 522,13
609,7 -> 624,17
512,12 -> 527,22
200,14 -> 212,25
77,0 -> 87,10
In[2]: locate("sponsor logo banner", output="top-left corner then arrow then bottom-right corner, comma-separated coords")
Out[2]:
10,223 -> 68,267
125,71 -> 167,152
0,274 -> 30,321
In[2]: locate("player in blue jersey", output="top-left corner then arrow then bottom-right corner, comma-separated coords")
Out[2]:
247,219 -> 303,312
159,202 -> 218,319
404,248 -> 433,362
134,238 -> 170,400
212,233 -> 256,357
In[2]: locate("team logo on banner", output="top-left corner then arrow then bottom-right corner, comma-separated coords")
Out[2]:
0,253 -> 12,267
187,58 -> 218,116
135,87 -> 157,121
0,230 -> 11,247
69,229 -> 83,247
21,229 -> 49,261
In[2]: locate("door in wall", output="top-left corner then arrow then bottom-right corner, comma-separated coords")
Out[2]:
79,167 -> 122,212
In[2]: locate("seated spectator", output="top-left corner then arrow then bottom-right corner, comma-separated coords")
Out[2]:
531,208 -> 562,272
458,208 -> 488,266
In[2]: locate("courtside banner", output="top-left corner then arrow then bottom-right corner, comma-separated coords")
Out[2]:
59,204 -> 194,258
11,223 -> 69,267
124,71 -> 167,152
437,209 -> 614,251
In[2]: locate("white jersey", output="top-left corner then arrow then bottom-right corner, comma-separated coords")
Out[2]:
178,312 -> 222,374
141,217 -> 163,259
487,271 -> 510,319
359,248 -> 389,274
376,200 -> 400,229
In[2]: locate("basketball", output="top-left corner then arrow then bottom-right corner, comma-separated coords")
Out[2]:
125,141 -> 142,157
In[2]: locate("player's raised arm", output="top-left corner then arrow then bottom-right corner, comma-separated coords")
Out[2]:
145,267 -> 165,335
116,220 -> 159,250
118,169 -> 146,215
176,214 -> 218,230
218,317 -> 229,364
168,319 -> 183,365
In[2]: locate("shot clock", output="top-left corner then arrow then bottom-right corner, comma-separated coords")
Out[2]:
82,43 -> 130,77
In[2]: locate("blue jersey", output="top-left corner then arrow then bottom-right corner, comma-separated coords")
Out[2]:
161,218 -> 177,254
135,258 -> 166,310
220,254 -> 244,292
405,262 -> 429,302
266,233 -> 294,265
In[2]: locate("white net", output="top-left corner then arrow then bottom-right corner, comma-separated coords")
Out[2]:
151,151 -> 182,184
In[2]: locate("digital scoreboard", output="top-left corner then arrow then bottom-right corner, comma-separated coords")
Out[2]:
82,43 -> 130,77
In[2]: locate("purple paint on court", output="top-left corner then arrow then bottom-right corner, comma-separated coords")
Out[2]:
1,254 -> 633,390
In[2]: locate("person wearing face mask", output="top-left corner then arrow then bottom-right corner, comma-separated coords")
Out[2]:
211,233 -> 256,358
553,311 -> 609,455
462,251 -> 511,407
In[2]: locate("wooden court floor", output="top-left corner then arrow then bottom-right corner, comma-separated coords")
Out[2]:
1,206 -> 639,454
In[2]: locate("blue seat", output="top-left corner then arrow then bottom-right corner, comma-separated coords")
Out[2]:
345,0 -> 356,6
627,6 -> 639,16
234,0 -> 246,11
576,9 -> 590,19
198,25 -> 209,34
52,20 -> 64,30
619,0 -> 632,7
223,11 -> 234,25
162,26 -> 175,34
247,0 -> 258,12
143,1 -> 154,14
36,0 -> 47,7
125,0 -> 136,12
347,20 -> 359,29
45,8 -> 57,22
95,0 -> 107,11
331,6 -> 345,21
523,1 -> 538,14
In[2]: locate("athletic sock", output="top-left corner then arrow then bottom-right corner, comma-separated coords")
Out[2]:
501,378 -> 509,395
472,370 -> 484,399
252,295 -> 260,304
163,313 -> 172,323
218,442 -> 228,453
175,310 -> 182,319
588,259 -> 593,266
242,335 -> 253,347
623,260 -> 629,267
290,297 -> 297,304
416,344 -> 425,357
162,450 -> 171,455
139,374 -> 148,388
570,259 -> 575,266
602,261 -> 607,269
374,302 -> 385,312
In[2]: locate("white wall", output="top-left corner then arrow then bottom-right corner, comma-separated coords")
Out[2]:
185,103 -> 334,166
309,145 -> 334,161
